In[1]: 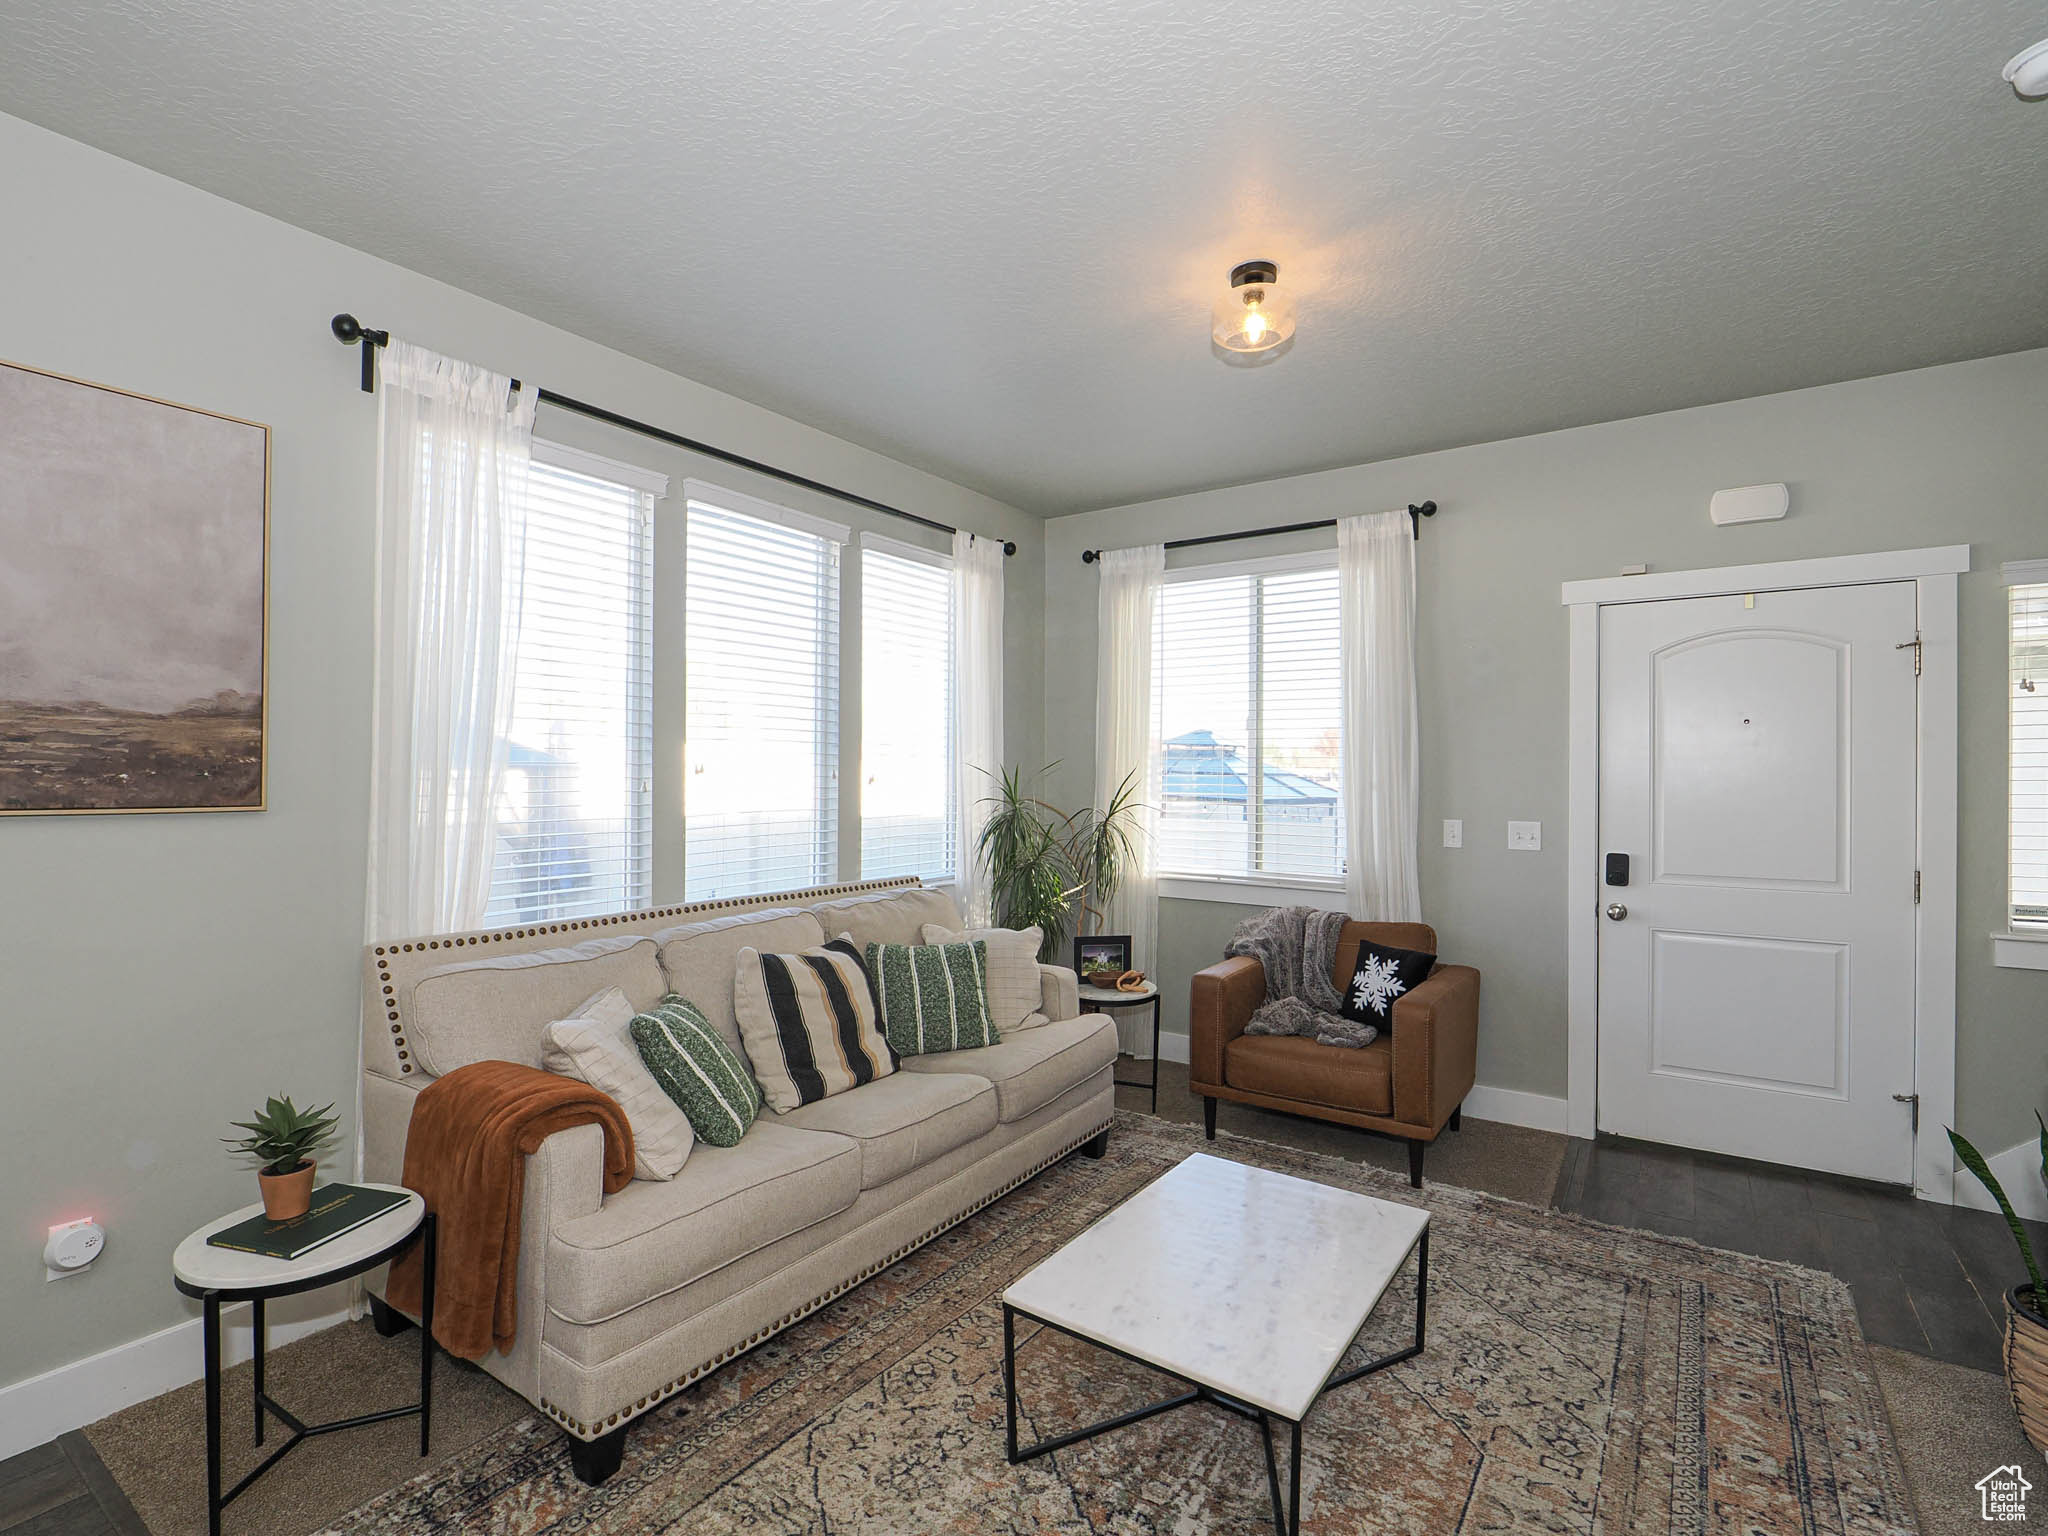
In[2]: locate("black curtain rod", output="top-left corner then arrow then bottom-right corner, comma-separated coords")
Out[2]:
330,315 -> 1015,556
1079,503 -> 1436,564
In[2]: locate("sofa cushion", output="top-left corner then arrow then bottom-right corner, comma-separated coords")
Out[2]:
900,1013 -> 1116,1123
779,1071 -> 998,1188
406,935 -> 666,1076
546,1121 -> 859,1324
811,887 -> 961,952
921,923 -> 1042,1032
735,941 -> 897,1111
1225,1034 -> 1393,1116
653,909 -> 826,1063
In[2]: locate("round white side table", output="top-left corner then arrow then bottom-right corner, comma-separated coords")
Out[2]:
172,1185 -> 434,1536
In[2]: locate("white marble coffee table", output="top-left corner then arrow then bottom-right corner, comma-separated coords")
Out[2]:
1001,1153 -> 1429,1535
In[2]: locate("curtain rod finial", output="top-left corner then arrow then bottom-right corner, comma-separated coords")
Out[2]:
1003,540 -> 1017,557
1082,548 -> 1100,564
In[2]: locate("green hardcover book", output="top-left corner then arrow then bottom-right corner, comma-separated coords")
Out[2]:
206,1183 -> 410,1262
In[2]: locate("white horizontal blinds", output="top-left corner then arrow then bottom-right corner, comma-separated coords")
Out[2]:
2013,579 -> 2048,926
1153,564 -> 1344,881
860,544 -> 956,882
1257,567 -> 1345,879
685,497 -> 841,900
484,459 -> 653,925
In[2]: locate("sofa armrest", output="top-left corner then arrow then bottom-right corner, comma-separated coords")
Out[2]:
1037,963 -> 1080,1022
1189,955 -> 1265,1091
1389,963 -> 1480,1130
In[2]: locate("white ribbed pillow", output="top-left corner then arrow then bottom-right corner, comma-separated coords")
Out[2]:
542,985 -> 695,1180
921,924 -> 1043,1032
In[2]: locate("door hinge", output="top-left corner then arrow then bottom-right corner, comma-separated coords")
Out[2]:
1896,635 -> 1922,676
1893,1092 -> 1919,1133
1914,869 -> 1921,903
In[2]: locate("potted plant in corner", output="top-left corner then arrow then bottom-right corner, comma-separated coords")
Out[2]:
224,1095 -> 340,1221
976,764 -> 1143,964
1951,1118 -> 2048,1452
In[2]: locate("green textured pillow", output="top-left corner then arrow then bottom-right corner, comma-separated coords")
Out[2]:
862,939 -> 1000,1057
629,995 -> 761,1147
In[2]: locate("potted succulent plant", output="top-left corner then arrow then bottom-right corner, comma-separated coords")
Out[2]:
224,1095 -> 340,1221
1950,1118 -> 2048,1452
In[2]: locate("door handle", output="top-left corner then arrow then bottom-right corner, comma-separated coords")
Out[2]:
1606,903 -> 1628,921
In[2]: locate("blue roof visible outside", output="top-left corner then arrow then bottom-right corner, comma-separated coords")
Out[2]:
1163,729 -> 1336,805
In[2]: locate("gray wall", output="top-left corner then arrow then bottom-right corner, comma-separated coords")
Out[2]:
0,111 -> 1042,1392
1043,349 -> 2048,1146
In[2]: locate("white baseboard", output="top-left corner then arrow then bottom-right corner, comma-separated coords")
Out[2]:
0,1290 -> 349,1460
1155,1030 -> 1190,1065
1953,1136 -> 2048,1223
1461,1083 -> 1571,1135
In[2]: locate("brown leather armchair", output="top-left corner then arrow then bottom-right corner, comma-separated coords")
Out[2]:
1189,921 -> 1479,1187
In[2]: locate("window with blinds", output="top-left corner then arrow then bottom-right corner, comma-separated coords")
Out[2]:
1153,562 -> 1345,883
860,542 -> 956,882
484,454 -> 654,925
2013,579 -> 2048,928
685,492 -> 842,900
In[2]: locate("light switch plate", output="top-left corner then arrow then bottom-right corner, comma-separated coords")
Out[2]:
1508,820 -> 1542,851
1442,819 -> 1463,848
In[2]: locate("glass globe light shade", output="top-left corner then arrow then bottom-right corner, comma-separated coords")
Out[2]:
1211,262 -> 1296,354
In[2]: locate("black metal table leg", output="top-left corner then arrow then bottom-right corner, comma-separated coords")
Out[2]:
418,1212 -> 436,1455
1002,1304 -> 1019,1463
1148,996 -> 1160,1113
203,1292 -> 222,1536
251,1295 -> 265,1446
1287,1417 -> 1301,1536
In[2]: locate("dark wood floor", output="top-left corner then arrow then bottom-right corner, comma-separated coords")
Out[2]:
1551,1133 -> 2045,1375
0,1434 -> 144,1536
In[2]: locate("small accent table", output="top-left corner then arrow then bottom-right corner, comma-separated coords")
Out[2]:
171,1186 -> 434,1536
1078,981 -> 1162,1113
1002,1154 -> 1428,1535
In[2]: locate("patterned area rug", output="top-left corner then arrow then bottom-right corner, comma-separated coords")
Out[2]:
319,1113 -> 1916,1534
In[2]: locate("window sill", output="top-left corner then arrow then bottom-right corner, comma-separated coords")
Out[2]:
1159,875 -> 1349,912
1992,931 -> 2048,971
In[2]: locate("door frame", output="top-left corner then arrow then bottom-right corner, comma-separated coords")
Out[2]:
1562,544 -> 1968,1201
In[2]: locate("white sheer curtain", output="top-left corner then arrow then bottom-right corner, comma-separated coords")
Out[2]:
1094,544 -> 1165,1056
1338,509 -> 1422,921
951,529 -> 1005,925
365,340 -> 537,940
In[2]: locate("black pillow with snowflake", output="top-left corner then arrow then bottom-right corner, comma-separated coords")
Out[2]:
1337,940 -> 1436,1030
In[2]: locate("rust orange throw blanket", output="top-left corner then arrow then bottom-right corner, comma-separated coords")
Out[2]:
386,1060 -> 634,1360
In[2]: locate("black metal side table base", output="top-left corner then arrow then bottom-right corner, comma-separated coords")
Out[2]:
1003,1227 -> 1427,1536
192,1212 -> 437,1536
1090,992 -> 1163,1114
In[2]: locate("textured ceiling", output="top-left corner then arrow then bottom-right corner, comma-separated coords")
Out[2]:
3,0 -> 2044,514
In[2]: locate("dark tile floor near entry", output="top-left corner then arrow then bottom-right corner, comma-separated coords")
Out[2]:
1551,1133 -> 2043,1376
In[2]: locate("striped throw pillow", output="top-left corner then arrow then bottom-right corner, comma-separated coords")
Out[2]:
630,995 -> 761,1147
734,941 -> 898,1113
864,938 -> 1000,1057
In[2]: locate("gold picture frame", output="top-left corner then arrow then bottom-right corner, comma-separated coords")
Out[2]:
0,358 -> 270,814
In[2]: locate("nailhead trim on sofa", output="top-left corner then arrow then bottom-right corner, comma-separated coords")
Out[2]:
536,1117 -> 1114,1438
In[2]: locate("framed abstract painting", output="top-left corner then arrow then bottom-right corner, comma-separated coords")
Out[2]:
0,359 -> 269,814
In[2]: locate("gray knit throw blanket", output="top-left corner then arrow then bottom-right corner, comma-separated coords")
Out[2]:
1227,905 -> 1379,1049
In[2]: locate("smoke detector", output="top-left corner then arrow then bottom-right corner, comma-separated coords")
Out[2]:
2005,39 -> 2048,98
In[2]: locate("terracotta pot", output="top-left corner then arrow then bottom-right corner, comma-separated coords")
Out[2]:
2005,1285 -> 2048,1454
258,1160 -> 316,1221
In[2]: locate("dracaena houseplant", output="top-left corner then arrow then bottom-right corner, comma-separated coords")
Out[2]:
224,1095 -> 340,1178
1951,1116 -> 2048,1452
975,764 -> 1144,965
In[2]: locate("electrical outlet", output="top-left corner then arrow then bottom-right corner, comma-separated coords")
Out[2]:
1508,820 -> 1542,852
1442,819 -> 1463,848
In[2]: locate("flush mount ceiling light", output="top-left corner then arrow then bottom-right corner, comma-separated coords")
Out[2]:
2006,39 -> 2048,98
1211,261 -> 1296,358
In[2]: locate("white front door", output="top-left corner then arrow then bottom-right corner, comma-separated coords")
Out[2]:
1596,581 -> 1920,1183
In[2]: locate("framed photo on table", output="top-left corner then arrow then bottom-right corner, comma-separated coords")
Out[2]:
1073,934 -> 1133,984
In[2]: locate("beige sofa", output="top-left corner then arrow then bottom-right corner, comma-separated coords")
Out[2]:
360,877 -> 1114,1483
